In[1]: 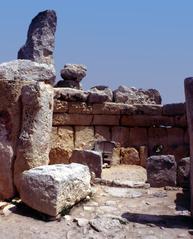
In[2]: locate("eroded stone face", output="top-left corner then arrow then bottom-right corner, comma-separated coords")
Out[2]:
14,82 -> 54,192
18,10 -> 57,66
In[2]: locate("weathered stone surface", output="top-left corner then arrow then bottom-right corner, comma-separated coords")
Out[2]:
134,104 -> 162,115
53,113 -> 93,126
93,103 -> 136,115
167,128 -> 184,146
70,150 -> 102,177
139,146 -> 148,168
20,163 -> 91,216
0,60 -> 55,84
163,103 -> 186,116
112,127 -> 130,147
129,128 -> 148,147
113,86 -> 162,104
54,88 -> 88,102
14,82 -> 54,191
55,80 -> 82,90
93,115 -> 120,125
60,64 -> 87,82
166,144 -> 189,162
112,146 -> 121,165
53,100 -> 68,113
120,147 -> 140,165
88,86 -> 113,104
49,126 -> 74,164
75,126 -> 94,150
0,80 -> 30,199
173,115 -> 187,127
18,10 -> 57,66
68,102 -> 93,114
95,126 -> 111,141
177,157 -> 190,188
184,77 -> 193,215
147,155 -> 177,187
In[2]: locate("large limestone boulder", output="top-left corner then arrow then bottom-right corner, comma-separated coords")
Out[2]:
120,147 -> 140,165
113,86 -> 162,104
18,10 -> 57,66
88,86 -> 113,104
0,60 -> 55,84
54,88 -> 88,102
147,155 -> 177,187
20,163 -> 91,216
14,82 -> 54,191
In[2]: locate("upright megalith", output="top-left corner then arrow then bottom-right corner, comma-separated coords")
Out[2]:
18,10 -> 57,66
14,82 -> 54,191
184,77 -> 193,215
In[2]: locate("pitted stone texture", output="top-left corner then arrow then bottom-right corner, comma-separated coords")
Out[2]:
70,150 -> 102,178
0,60 -> 55,84
20,163 -> 91,216
60,64 -> 87,82
54,88 -> 88,102
120,147 -> 140,165
88,86 -> 113,104
113,85 -> 162,104
0,80 -> 30,199
147,155 -> 177,187
177,157 -> 190,188
14,82 -> 54,191
75,126 -> 95,150
18,10 -> 57,66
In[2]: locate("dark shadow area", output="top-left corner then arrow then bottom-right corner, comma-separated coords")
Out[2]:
122,212 -> 193,229
175,188 -> 190,211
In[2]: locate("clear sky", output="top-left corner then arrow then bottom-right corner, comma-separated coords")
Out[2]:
0,1 -> 193,103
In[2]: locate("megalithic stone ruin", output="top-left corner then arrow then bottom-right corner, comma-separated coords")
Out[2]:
18,10 -> 57,67
184,77 -> 193,216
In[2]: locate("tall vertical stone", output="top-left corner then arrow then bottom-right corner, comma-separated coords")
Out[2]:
14,82 -> 54,191
0,80 -> 29,199
184,77 -> 193,216
18,10 -> 57,66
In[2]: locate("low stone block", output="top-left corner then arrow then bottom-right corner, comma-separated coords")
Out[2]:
120,147 -> 140,165
53,113 -> 93,126
147,155 -> 177,187
68,102 -> 93,114
70,150 -> 102,178
177,157 -> 190,188
20,163 -> 91,216
134,104 -> 162,116
93,115 -> 120,126
54,88 -> 88,102
53,100 -> 68,113
75,126 -> 95,150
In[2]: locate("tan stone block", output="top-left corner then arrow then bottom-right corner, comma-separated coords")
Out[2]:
167,128 -> 184,146
129,128 -> 148,147
53,100 -> 68,113
57,126 -> 74,149
49,148 -> 72,164
53,113 -> 93,126
95,126 -> 111,141
111,147 -> 121,165
68,102 -> 93,114
93,115 -> 120,125
139,146 -> 148,168
75,126 -> 95,150
93,103 -> 136,115
134,104 -> 162,115
112,127 -> 130,147
120,147 -> 140,165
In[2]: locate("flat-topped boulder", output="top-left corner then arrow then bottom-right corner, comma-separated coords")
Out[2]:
113,86 -> 162,105
88,86 -> 113,103
20,163 -> 91,217
0,60 -> 55,84
54,88 -> 89,102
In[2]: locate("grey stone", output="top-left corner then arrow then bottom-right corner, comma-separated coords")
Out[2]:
54,88 -> 88,102
113,85 -> 162,104
70,150 -> 102,178
177,157 -> 190,188
60,64 -> 87,82
88,86 -> 113,103
20,163 -> 91,216
14,82 -> 54,191
147,155 -> 177,187
55,80 -> 82,90
18,10 -> 57,66
0,60 -> 55,84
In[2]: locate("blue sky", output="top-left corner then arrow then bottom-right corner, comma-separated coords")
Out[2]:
0,1 -> 193,103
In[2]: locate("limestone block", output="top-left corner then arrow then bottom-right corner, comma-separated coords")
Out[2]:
14,82 -> 54,191
54,88 -> 88,102
111,127 -> 130,147
75,126 -> 95,150
95,126 -> 111,141
68,102 -> 93,114
147,155 -> 177,187
93,115 -> 120,126
139,146 -> 148,168
120,147 -> 140,165
134,104 -> 162,116
129,128 -> 148,147
53,100 -> 68,113
163,103 -> 186,116
20,163 -> 91,216
53,113 -> 93,126
111,147 -> 121,165
70,150 -> 102,177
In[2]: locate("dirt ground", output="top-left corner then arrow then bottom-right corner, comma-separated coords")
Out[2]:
0,184 -> 192,239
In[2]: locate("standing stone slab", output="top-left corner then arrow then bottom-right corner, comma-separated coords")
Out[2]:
0,80 -> 30,199
14,82 -> 54,191
177,157 -> 190,188
18,10 -> 57,66
20,163 -> 91,216
70,150 -> 102,178
184,77 -> 193,215
147,155 -> 177,187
